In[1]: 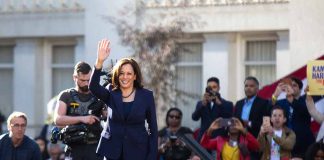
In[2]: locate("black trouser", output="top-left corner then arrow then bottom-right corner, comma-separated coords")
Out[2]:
65,144 -> 103,160
103,148 -> 123,160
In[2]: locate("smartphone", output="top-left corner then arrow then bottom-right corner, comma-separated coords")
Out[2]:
281,78 -> 292,86
280,78 -> 292,92
282,78 -> 292,86
263,116 -> 271,126
221,118 -> 233,127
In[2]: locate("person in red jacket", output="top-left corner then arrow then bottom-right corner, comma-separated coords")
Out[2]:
200,117 -> 260,160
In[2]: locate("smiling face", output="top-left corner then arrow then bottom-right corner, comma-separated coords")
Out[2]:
112,58 -> 143,90
118,63 -> 136,90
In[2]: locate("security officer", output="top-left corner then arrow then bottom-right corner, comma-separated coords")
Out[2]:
54,61 -> 105,160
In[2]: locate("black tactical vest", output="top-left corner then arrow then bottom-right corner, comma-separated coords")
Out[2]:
67,89 -> 96,116
65,89 -> 102,144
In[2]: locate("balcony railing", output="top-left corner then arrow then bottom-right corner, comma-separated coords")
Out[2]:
0,0 -> 84,13
143,0 -> 289,8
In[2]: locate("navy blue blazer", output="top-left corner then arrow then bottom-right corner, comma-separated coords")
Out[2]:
192,99 -> 233,142
89,68 -> 158,160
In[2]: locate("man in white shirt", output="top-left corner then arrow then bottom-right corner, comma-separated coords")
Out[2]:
258,106 -> 296,160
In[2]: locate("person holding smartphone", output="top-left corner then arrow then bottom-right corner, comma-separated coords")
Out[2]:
272,77 -> 318,159
200,117 -> 260,160
258,106 -> 296,160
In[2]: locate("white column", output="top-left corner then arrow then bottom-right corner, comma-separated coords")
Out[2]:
202,33 -> 229,99
13,39 -> 42,136
276,31 -> 290,78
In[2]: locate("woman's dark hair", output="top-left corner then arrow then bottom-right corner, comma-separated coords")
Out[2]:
165,108 -> 182,127
305,140 -> 324,160
111,58 -> 143,89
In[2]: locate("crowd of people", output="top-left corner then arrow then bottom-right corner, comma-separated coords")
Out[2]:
189,76 -> 324,160
0,38 -> 323,160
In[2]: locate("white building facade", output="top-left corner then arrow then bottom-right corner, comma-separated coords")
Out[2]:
0,0 -> 323,134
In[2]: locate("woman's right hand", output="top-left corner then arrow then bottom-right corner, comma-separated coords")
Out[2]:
207,118 -> 222,136
95,39 -> 111,69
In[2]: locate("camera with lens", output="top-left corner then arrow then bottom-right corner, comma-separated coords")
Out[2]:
220,118 -> 235,128
51,124 -> 89,145
205,86 -> 220,100
163,135 -> 191,160
60,124 -> 88,144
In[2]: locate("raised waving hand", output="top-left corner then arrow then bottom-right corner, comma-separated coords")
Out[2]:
95,39 -> 111,69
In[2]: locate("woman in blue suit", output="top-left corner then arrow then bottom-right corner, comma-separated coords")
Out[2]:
89,39 -> 158,160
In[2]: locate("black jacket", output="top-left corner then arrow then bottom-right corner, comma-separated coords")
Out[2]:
234,96 -> 271,138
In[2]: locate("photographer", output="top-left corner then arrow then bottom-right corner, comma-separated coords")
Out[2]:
54,61 -> 106,160
159,108 -> 196,160
192,77 -> 233,142
200,117 -> 260,160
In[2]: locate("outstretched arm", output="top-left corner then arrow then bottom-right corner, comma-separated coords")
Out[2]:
305,86 -> 324,123
89,39 -> 112,101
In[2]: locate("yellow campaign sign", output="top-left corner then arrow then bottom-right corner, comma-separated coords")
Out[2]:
307,60 -> 324,95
